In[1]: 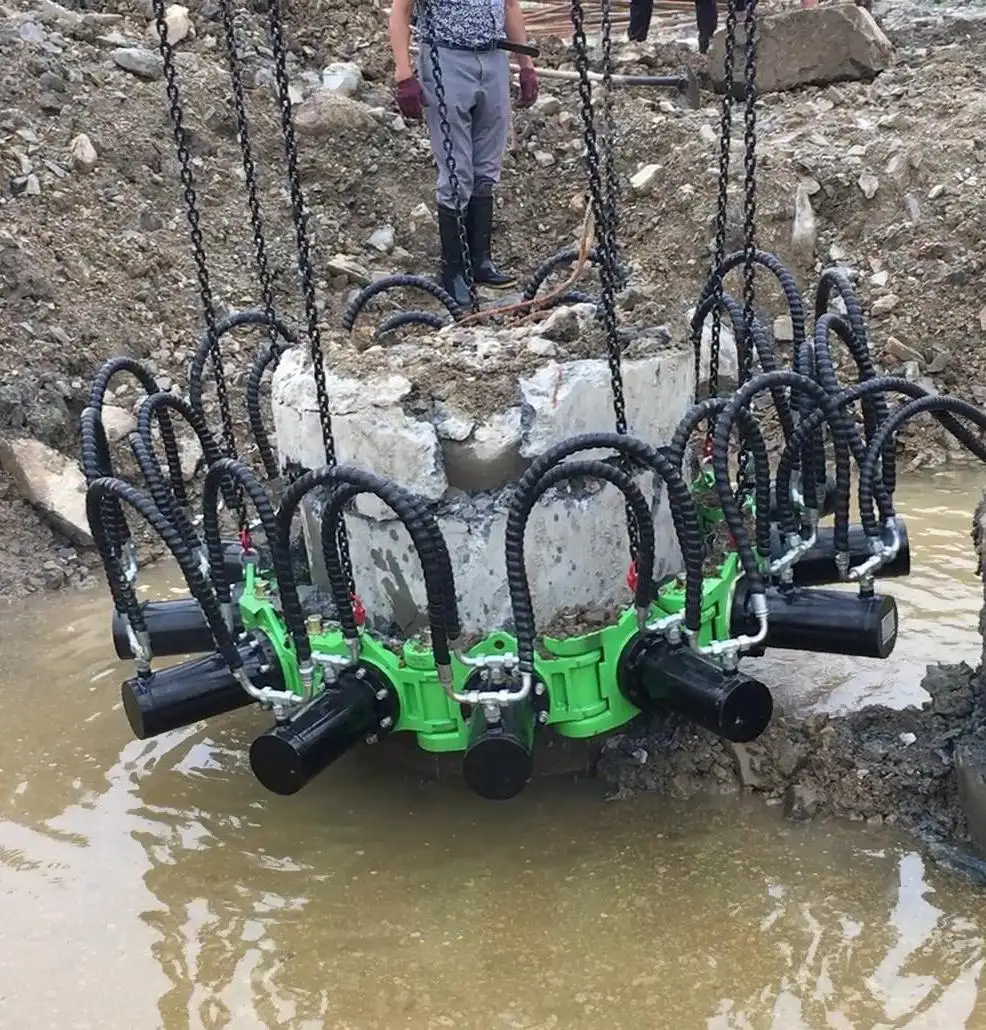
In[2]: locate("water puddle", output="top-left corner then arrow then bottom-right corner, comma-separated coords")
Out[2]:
0,468 -> 984,1029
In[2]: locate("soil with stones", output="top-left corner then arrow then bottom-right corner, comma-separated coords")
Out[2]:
3,0 -> 986,596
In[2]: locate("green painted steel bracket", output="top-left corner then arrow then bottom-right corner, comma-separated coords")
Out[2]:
236,556 -> 741,755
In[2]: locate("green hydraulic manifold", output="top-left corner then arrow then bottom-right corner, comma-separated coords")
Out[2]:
237,519 -> 745,756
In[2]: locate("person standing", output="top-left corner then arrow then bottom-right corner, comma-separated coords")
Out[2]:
388,0 -> 540,307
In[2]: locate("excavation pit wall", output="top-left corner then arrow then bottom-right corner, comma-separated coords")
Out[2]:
270,304 -> 694,637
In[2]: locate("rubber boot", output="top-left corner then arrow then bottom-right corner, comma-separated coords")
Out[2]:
466,195 -> 516,289
436,205 -> 474,310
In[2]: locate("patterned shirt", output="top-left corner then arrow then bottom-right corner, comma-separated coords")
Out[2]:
414,0 -> 505,48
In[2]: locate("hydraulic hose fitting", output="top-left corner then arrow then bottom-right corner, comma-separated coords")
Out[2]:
447,650 -> 531,705
298,661 -> 315,705
234,664 -> 301,713
849,517 -> 901,590
768,523 -> 818,584
645,609 -> 684,645
127,623 -> 153,677
688,590 -> 769,670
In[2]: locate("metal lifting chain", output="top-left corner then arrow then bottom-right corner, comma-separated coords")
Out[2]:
419,0 -> 479,313
265,0 -> 356,595
599,0 -> 620,277
569,0 -> 639,559
701,0 -> 738,410
218,0 -> 285,372
735,0 -> 759,499
150,0 -> 248,534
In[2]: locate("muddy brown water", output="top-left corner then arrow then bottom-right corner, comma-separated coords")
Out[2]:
2,469 -> 986,1029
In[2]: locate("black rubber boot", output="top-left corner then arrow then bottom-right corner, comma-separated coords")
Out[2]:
436,205 -> 474,310
466,195 -> 516,289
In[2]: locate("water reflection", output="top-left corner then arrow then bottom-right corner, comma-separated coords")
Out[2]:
0,469 -> 985,1029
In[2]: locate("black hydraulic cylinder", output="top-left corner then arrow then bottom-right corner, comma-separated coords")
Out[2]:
462,698 -> 536,801
619,638 -> 773,744
250,665 -> 396,796
121,633 -> 281,740
768,519 -> 910,588
112,595 -> 243,659
732,583 -> 899,659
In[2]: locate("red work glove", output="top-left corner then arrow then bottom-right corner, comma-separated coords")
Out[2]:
517,66 -> 539,108
395,76 -> 424,120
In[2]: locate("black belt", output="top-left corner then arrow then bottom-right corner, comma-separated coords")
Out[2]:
424,38 -> 540,58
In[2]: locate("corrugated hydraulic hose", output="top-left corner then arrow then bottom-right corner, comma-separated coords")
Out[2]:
520,246 -> 602,303
127,432 -> 201,554
713,372 -> 854,593
187,308 -> 297,425
137,392 -> 232,513
341,275 -> 462,334
505,431 -> 706,642
666,397 -> 772,557
277,465 -> 459,667
88,356 -> 184,498
85,477 -> 242,673
317,481 -> 460,643
859,395 -> 986,539
505,459 -> 657,675
245,339 -> 293,480
80,406 -> 130,559
202,457 -> 310,667
813,312 -> 892,491
689,290 -> 796,445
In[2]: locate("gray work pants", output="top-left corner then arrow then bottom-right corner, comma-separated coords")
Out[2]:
417,46 -> 511,208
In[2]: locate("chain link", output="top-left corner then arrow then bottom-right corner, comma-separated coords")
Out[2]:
735,0 -> 760,499
570,0 -> 639,560
219,0 -> 285,481
599,0 -> 621,278
701,0 -> 738,410
150,0 -> 248,533
419,1 -> 479,313
265,0 -> 355,595
219,0 -> 283,353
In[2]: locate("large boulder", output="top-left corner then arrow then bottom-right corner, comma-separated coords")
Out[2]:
710,4 -> 894,95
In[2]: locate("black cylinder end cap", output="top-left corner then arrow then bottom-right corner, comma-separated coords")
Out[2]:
249,733 -> 307,796
462,737 -> 533,801
721,677 -> 774,744
121,677 -> 151,741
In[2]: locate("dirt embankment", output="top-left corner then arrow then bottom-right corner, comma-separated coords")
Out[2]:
1,0 -> 985,601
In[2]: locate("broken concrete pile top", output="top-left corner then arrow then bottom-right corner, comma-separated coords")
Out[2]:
272,302 -> 694,506
334,299 -> 681,422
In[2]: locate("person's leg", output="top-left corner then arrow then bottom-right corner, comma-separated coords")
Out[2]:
468,50 -> 514,288
695,0 -> 717,53
418,48 -> 477,307
628,0 -> 654,42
